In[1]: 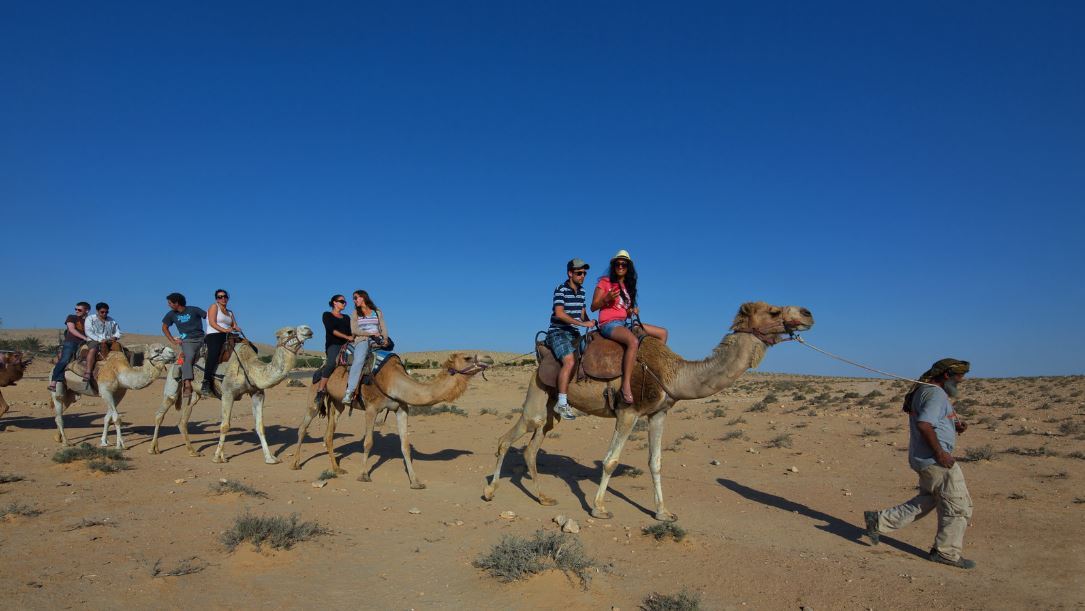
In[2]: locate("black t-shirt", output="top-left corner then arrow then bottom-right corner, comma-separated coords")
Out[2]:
323,312 -> 351,348
64,314 -> 85,343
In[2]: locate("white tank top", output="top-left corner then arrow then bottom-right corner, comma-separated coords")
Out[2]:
206,306 -> 234,335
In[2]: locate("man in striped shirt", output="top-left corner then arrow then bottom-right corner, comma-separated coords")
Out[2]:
546,258 -> 597,420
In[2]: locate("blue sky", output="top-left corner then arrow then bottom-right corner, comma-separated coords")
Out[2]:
2,2 -> 1082,377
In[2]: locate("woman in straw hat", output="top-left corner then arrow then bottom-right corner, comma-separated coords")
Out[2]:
590,249 -> 668,404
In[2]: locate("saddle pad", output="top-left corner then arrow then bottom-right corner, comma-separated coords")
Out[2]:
579,333 -> 623,380
536,343 -> 561,388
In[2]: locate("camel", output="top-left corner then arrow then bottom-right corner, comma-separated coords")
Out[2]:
289,352 -> 494,488
483,301 -> 815,521
149,325 -> 313,465
0,351 -> 32,422
49,344 -> 177,448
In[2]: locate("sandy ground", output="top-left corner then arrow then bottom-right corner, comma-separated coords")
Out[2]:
1,348 -> 1083,610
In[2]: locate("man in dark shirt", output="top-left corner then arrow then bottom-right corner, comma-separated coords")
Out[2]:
546,258 -> 596,420
161,292 -> 207,398
49,301 -> 90,392
865,358 -> 975,569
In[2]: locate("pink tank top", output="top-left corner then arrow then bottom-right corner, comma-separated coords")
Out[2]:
595,277 -> 630,324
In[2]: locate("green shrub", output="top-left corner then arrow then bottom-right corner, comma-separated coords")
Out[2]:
642,522 -> 686,542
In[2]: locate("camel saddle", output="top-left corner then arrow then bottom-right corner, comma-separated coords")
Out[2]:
67,341 -> 135,379
536,330 -> 632,387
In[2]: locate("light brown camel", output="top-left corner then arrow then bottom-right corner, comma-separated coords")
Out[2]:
49,344 -> 177,448
289,353 -> 494,488
0,351 -> 32,422
149,325 -> 313,464
483,301 -> 814,521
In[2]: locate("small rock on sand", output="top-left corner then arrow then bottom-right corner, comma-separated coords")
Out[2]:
553,514 -> 568,527
710,459 -> 721,465
312,480 -> 328,488
499,511 -> 516,520
789,466 -> 799,473
562,519 -> 580,533
408,507 -> 421,514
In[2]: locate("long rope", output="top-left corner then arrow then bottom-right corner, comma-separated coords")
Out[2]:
792,334 -> 936,387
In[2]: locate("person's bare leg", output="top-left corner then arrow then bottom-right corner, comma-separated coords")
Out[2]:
640,323 -> 668,344
609,326 -> 639,403
84,348 -> 98,385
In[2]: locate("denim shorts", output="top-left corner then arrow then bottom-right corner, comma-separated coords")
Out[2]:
599,319 -> 632,339
546,329 -> 578,360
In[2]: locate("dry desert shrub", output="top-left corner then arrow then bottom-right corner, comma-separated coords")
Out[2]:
963,445 -> 997,462
860,428 -> 881,437
1004,446 -> 1058,458
642,522 -> 686,542
767,433 -> 793,449
221,512 -> 327,551
52,443 -> 124,464
317,470 -> 338,481
88,459 -> 132,473
412,404 -> 467,417
615,465 -> 643,478
641,589 -> 701,611
719,430 -> 745,442
1059,421 -> 1084,435
64,518 -> 115,531
473,530 -> 597,586
151,557 -> 208,577
478,407 -> 499,416
0,474 -> 24,484
210,479 -> 268,498
1,502 -> 42,518
286,379 -> 305,387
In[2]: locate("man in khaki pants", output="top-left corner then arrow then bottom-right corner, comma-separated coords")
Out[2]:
865,358 -> 976,569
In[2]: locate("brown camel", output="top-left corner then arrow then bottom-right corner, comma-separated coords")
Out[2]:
483,301 -> 814,521
289,353 -> 494,488
0,351 -> 32,422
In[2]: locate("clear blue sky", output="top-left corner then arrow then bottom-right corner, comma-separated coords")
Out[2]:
2,2 -> 1083,377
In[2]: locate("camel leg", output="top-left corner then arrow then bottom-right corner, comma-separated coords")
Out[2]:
149,391 -> 177,454
290,394 -> 321,470
251,391 -> 279,465
523,407 -> 558,505
52,389 -> 71,446
178,393 -> 201,456
355,404 -> 380,482
648,407 -> 677,522
483,383 -> 549,501
325,399 -> 345,474
591,408 -> 639,519
0,389 -> 10,422
395,408 -> 424,489
211,395 -> 235,463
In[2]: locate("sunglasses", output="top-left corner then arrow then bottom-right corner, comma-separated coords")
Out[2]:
75,308 -> 86,313
334,299 -> 346,304
614,261 -> 629,268
216,295 -> 228,299
571,270 -> 587,276
98,310 -> 109,314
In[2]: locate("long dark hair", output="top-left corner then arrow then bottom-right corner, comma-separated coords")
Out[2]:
607,259 -> 637,309
353,289 -> 378,315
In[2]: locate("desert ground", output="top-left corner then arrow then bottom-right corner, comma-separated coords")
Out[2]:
1,336 -> 1083,610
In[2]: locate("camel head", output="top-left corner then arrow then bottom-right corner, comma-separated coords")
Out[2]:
443,353 -> 495,378
144,343 -> 177,365
730,302 -> 814,344
0,351 -> 31,385
274,325 -> 315,353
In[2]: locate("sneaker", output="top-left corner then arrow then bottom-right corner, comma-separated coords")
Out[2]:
864,511 -> 881,546
556,403 -> 577,421
929,550 -> 976,569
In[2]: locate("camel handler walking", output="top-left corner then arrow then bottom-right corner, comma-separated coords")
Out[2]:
865,358 -> 975,569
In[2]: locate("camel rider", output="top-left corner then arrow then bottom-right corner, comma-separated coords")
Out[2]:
83,302 -> 122,389
343,289 -> 389,403
161,292 -> 207,399
865,358 -> 976,569
202,289 -> 242,398
546,258 -> 596,420
49,301 -> 90,392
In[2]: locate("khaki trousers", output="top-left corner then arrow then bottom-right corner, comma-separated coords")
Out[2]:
876,463 -> 973,561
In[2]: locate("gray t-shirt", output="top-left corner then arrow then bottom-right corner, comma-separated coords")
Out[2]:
907,385 -> 956,471
162,306 -> 207,340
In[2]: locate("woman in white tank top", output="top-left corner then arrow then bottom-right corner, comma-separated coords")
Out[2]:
202,289 -> 242,396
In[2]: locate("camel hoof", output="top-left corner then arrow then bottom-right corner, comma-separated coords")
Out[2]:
335,468 -> 347,475
99,441 -> 109,448
264,457 -> 281,465
482,486 -> 495,501
356,473 -> 372,483
654,511 -> 678,522
410,483 -> 426,490
211,455 -> 227,464
188,451 -> 203,458
289,463 -> 301,471
538,495 -> 558,506
590,508 -> 613,519
148,447 -> 159,455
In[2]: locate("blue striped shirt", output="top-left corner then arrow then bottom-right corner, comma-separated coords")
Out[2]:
549,281 -> 587,333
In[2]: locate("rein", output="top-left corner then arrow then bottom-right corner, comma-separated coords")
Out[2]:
791,333 -> 937,387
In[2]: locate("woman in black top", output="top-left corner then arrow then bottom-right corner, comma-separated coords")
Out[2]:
314,294 -> 353,398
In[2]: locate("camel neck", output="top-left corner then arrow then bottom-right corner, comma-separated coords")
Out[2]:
670,333 -> 767,400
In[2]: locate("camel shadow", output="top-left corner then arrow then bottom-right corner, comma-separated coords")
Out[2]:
2,411 -> 99,432
494,447 -> 655,518
284,430 -> 473,475
286,430 -> 362,469
194,424 -> 297,458
716,478 -> 928,559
